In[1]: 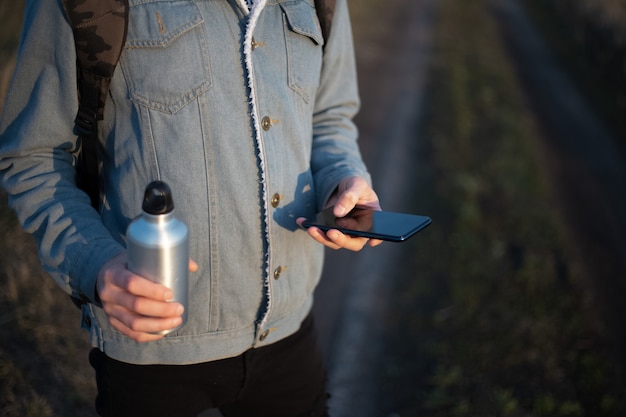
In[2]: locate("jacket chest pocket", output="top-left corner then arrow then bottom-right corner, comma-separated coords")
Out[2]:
121,2 -> 212,114
280,1 -> 324,102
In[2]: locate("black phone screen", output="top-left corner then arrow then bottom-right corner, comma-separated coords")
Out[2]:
302,207 -> 431,242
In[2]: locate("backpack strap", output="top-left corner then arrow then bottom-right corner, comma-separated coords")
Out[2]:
314,0 -> 335,42
62,0 -> 129,208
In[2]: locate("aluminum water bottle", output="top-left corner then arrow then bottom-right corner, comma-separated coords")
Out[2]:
126,181 -> 189,334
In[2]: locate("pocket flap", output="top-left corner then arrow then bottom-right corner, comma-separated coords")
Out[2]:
280,1 -> 325,46
126,2 -> 204,48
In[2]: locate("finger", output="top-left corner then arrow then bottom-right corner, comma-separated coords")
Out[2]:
326,229 -> 369,252
108,316 -> 179,343
302,220 -> 371,251
368,238 -> 384,248
109,291 -> 184,319
333,177 -> 373,216
297,218 -> 341,249
114,308 -> 183,334
306,226 -> 342,250
117,273 -> 175,301
334,191 -> 360,217
99,264 -> 175,303
189,259 -> 199,273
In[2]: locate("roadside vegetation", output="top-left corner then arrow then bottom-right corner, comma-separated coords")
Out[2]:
379,0 -> 625,416
523,0 -> 626,152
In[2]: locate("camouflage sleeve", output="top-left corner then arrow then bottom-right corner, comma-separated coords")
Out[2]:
62,0 -> 128,123
0,0 -> 125,303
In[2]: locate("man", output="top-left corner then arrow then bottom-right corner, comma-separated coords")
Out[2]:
0,0 -> 380,415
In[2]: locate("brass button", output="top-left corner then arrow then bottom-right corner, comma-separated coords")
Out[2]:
262,116 -> 272,131
251,37 -> 266,50
261,116 -> 279,132
274,266 -> 286,280
271,193 -> 281,208
259,330 -> 270,341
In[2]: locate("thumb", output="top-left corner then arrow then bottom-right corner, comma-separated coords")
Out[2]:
189,259 -> 199,273
334,192 -> 359,217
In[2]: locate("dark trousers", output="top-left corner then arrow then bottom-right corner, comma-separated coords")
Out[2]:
89,314 -> 329,417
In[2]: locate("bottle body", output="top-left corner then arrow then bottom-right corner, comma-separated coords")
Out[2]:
127,204 -> 189,335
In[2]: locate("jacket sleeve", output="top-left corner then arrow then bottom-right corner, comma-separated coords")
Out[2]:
311,0 -> 372,209
0,0 -> 125,303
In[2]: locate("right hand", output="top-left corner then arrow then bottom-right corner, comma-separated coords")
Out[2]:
96,253 -> 198,342
296,176 -> 383,252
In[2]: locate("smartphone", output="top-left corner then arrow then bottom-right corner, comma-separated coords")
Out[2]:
302,207 -> 431,242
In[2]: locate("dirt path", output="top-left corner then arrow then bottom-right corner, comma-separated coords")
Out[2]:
312,0 -> 438,415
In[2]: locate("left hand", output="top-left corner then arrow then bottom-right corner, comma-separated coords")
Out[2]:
297,176 -> 383,251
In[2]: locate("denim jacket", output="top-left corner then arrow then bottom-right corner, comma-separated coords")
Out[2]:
0,0 -> 370,365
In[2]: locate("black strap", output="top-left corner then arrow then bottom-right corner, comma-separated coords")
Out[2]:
62,0 -> 129,208
314,0 -> 336,42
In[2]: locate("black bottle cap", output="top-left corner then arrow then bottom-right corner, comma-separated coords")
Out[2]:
142,181 -> 174,215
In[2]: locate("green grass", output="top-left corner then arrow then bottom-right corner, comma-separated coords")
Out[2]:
379,0 -> 625,415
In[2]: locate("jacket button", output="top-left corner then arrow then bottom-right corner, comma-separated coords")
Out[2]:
271,193 -> 281,208
274,266 -> 286,280
259,330 -> 270,341
251,37 -> 266,50
261,116 -> 272,131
